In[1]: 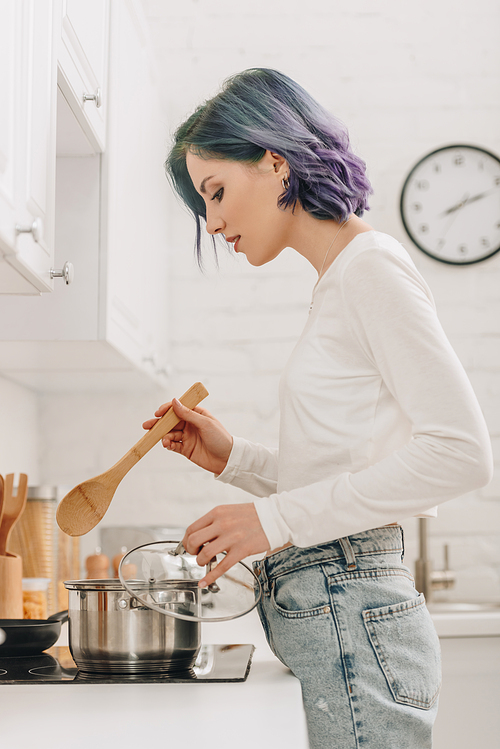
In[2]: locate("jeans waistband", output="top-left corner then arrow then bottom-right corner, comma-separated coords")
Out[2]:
253,525 -> 404,585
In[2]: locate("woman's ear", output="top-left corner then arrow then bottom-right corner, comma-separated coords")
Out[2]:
258,150 -> 288,177
269,151 -> 288,176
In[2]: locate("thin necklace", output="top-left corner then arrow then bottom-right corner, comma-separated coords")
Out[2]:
309,216 -> 352,313
318,216 -> 352,281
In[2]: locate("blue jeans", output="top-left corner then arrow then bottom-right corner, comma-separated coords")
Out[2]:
253,526 -> 441,749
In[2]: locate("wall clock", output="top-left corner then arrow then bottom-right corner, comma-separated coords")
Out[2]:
400,144 -> 500,265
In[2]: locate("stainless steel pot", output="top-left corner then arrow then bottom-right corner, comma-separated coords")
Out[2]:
64,579 -> 201,674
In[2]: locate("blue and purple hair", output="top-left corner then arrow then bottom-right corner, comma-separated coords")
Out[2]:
165,68 -> 373,262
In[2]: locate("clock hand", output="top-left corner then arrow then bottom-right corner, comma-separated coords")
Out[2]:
437,183 -> 497,252
440,186 -> 499,217
440,193 -> 470,217
465,187 -> 498,205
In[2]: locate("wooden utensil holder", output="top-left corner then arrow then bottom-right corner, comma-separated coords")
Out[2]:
9,493 -> 57,613
9,488 -> 81,614
0,552 -> 23,618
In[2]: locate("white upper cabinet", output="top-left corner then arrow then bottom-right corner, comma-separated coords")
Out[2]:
57,0 -> 109,152
102,0 -> 170,385
0,1 -> 18,279
0,0 -> 58,294
0,0 -> 171,391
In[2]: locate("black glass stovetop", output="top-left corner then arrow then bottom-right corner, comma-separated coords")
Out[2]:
0,644 -> 254,684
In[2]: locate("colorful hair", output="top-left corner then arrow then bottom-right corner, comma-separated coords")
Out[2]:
165,68 -> 373,262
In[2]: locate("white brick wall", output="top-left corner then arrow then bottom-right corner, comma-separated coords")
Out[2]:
1,0 -> 499,594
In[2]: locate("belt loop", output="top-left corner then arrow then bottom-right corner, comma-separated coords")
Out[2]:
339,536 -> 357,570
253,559 -> 269,595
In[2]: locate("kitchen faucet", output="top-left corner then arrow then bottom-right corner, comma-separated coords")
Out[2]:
414,518 -> 456,602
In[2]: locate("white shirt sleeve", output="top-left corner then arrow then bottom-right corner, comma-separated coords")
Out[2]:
216,436 -> 279,497
252,249 -> 493,550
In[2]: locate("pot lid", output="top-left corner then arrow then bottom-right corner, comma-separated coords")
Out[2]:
118,541 -> 262,623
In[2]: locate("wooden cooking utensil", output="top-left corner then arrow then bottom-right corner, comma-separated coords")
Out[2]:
0,473 -> 27,618
0,475 -> 4,532
56,382 -> 209,537
0,552 -> 23,618
0,473 -> 28,556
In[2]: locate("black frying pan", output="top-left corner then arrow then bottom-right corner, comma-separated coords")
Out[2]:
0,610 -> 68,656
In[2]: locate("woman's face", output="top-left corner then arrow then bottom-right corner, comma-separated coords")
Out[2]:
186,150 -> 292,266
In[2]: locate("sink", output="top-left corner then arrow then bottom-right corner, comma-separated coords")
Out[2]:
427,601 -> 500,638
428,601 -> 500,614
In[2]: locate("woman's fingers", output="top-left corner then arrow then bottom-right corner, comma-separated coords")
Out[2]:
142,400 -> 233,475
161,429 -> 185,450
185,508 -> 214,536
142,416 -> 159,430
143,401 -> 213,431
183,514 -> 217,555
143,401 -> 210,434
142,401 -> 173,430
154,401 -> 173,417
171,398 -> 211,429
182,504 -> 271,587
198,552 -> 239,589
162,428 -> 184,443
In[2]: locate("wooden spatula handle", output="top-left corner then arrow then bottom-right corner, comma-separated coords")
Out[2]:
120,382 -> 209,471
142,381 -> 208,451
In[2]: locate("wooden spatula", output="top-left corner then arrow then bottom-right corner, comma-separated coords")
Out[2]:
56,382 -> 209,537
0,474 -> 28,556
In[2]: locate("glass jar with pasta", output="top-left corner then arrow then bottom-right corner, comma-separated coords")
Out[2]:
22,578 -> 50,619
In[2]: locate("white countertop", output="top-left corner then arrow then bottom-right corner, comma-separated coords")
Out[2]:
0,611 -> 309,749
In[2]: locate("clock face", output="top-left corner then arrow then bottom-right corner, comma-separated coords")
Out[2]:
400,144 -> 500,265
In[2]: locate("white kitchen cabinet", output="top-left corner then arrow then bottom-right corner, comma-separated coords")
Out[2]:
0,0 -> 58,294
101,0 -> 170,386
0,1 -> 170,391
57,0 -> 109,152
434,636 -> 500,749
0,1 -> 19,281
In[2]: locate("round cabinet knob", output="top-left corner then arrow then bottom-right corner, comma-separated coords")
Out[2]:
15,217 -> 43,244
49,261 -> 74,285
82,87 -> 102,109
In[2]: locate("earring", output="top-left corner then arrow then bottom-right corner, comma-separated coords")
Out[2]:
281,174 -> 290,190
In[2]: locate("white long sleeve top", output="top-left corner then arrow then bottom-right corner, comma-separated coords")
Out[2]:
216,231 -> 493,550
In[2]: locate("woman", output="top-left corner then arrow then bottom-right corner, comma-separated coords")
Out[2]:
143,69 -> 493,748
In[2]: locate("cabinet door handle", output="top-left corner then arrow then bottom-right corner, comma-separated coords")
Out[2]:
83,87 -> 102,109
49,261 -> 74,285
15,217 -> 43,244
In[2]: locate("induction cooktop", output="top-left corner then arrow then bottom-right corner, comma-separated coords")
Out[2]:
0,644 -> 254,684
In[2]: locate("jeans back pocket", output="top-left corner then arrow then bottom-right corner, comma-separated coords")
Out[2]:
362,593 -> 441,710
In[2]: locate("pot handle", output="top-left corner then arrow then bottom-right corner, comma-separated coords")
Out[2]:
170,542 -> 220,593
47,610 -> 69,624
205,558 -> 220,594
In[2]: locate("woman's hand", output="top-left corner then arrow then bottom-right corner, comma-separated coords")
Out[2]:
182,503 -> 271,588
142,399 -> 233,476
